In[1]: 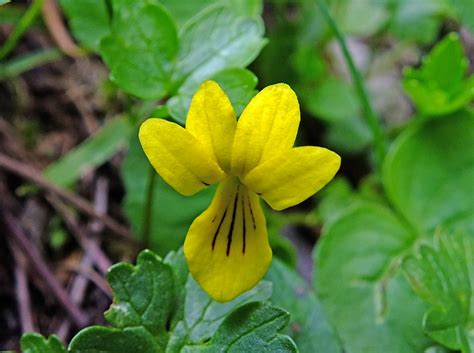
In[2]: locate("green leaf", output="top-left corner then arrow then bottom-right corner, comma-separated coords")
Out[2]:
69,326 -> 159,353
450,0 -> 474,31
105,250 -> 174,350
389,0 -> 447,43
121,134 -> 214,256
59,0 -> 110,51
100,0 -> 178,99
43,116 -> 133,188
0,0 -> 11,6
20,334 -> 66,353
158,0 -> 262,28
314,202 -> 433,353
184,302 -> 297,353
403,232 -> 474,352
383,110 -> 474,234
333,0 -> 390,37
168,68 -> 258,123
266,259 -> 342,353
167,277 -> 273,352
402,33 -> 474,116
167,5 -> 266,122
304,78 -> 359,123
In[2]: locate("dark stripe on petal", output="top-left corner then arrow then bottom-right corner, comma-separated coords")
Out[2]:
201,181 -> 210,186
242,194 -> 246,254
226,188 -> 239,256
212,207 -> 227,250
247,196 -> 256,230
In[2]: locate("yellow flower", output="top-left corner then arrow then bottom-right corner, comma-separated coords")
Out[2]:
139,81 -> 340,302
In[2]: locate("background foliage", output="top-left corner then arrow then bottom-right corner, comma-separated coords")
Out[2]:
0,0 -> 472,352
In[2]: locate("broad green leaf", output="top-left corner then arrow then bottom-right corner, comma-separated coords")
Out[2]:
183,302 -> 298,353
100,0 -> 178,99
69,326 -> 159,353
304,78 -> 359,123
105,250 -> 174,350
450,0 -> 474,31
266,259 -> 343,353
389,0 -> 447,43
404,232 -> 474,352
168,68 -> 258,123
21,334 -> 66,353
43,116 -> 133,188
325,115 -> 372,154
166,277 -> 272,352
167,5 -> 266,122
402,33 -> 474,116
315,202 -> 433,353
0,0 -> 11,6
333,0 -> 390,37
158,0 -> 262,28
383,110 -> 474,234
59,0 -> 110,51
121,134 -> 214,256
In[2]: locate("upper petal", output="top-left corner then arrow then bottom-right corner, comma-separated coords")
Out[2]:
186,81 -> 237,172
231,83 -> 300,177
243,146 -> 341,210
139,118 -> 225,196
184,177 -> 272,302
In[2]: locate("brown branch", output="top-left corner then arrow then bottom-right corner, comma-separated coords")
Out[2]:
0,153 -> 136,243
2,209 -> 89,328
10,243 -> 36,333
41,0 -> 83,57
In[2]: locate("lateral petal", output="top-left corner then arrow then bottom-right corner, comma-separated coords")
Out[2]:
231,83 -> 300,177
186,81 -> 237,172
243,147 -> 341,210
184,177 -> 272,303
139,118 -> 225,196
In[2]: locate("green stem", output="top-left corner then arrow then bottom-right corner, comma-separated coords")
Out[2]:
142,164 -> 156,248
0,0 -> 46,60
0,48 -> 62,79
317,0 -> 387,170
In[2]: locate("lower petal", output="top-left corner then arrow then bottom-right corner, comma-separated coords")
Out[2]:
183,177 -> 272,303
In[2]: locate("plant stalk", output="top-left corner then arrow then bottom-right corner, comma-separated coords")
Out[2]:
317,0 -> 387,170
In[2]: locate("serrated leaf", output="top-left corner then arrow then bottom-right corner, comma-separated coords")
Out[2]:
69,326 -> 158,353
402,33 -> 474,116
183,302 -> 297,353
167,5 -> 266,123
314,202 -> 433,353
100,0 -> 178,99
20,334 -> 66,353
43,116 -> 133,188
122,134 -> 214,256
166,278 -> 272,352
265,259 -> 342,353
168,67 -> 258,123
403,232 -> 474,352
59,0 -> 110,51
383,110 -> 474,234
105,250 -> 174,350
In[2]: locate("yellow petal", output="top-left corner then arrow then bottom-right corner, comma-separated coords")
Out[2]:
243,147 -> 341,210
184,177 -> 272,302
139,118 -> 225,196
231,83 -> 300,177
186,81 -> 237,172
